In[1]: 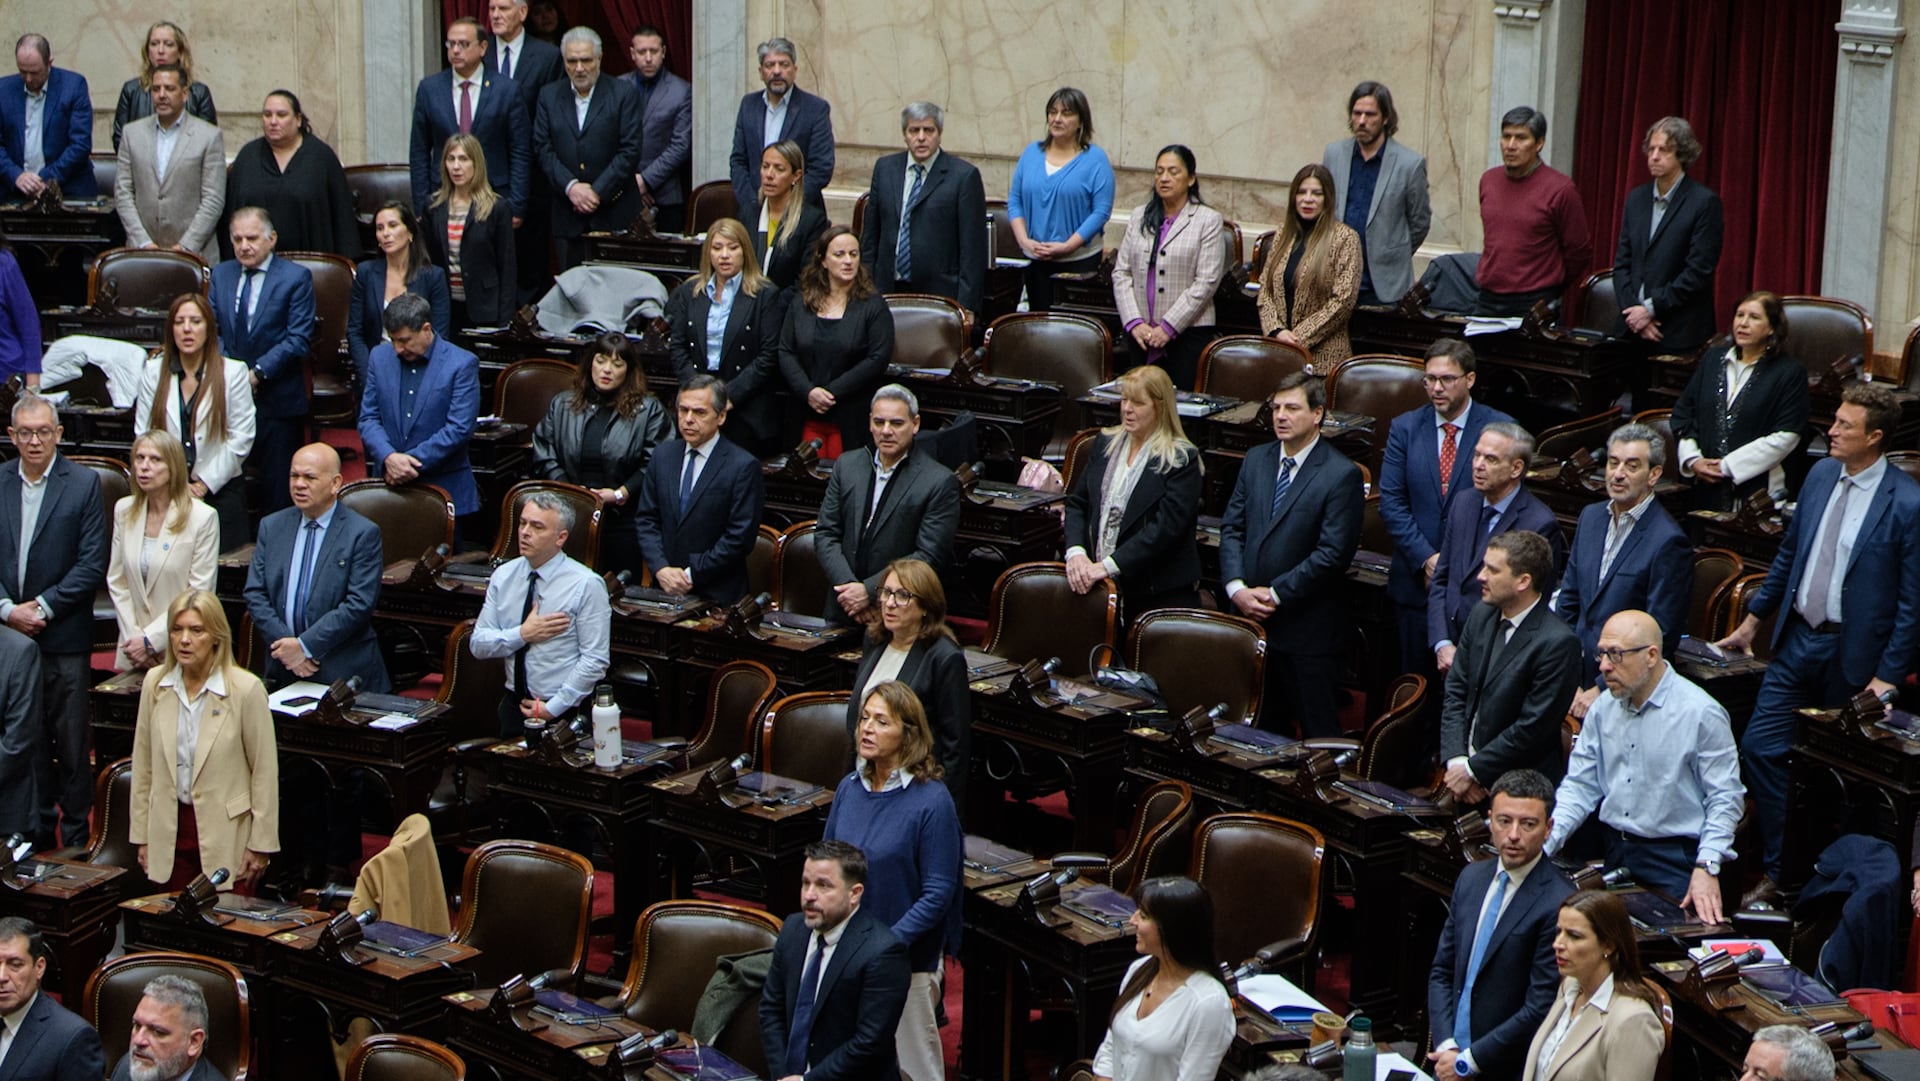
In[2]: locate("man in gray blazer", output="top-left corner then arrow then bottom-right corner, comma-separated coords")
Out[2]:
815,385 -> 961,624
1323,80 -> 1431,305
622,25 -> 691,233
114,65 -> 224,266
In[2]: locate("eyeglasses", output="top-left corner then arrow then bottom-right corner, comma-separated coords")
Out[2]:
878,587 -> 917,605
10,427 -> 57,443
1423,374 -> 1465,388
1594,644 -> 1654,666
445,38 -> 480,49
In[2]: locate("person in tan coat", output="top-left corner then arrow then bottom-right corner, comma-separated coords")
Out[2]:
1521,890 -> 1665,1081
131,589 -> 277,893
1257,162 -> 1363,368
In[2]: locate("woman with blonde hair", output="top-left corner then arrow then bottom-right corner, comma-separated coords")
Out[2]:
751,140 -> 829,293
1258,163 -> 1363,366
107,431 -> 219,670
844,558 -> 971,814
663,217 -> 785,454
823,680 -> 963,1081
131,589 -> 278,893
112,20 -> 218,150
1063,364 -> 1203,619
427,132 -> 517,329
136,293 -> 255,551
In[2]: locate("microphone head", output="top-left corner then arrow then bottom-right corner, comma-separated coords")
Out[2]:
1600,866 -> 1633,888
347,675 -> 363,692
208,867 -> 231,886
805,437 -> 823,451
1737,947 -> 1764,966
434,542 -> 451,556
752,591 -> 773,608
356,908 -> 378,926
614,569 -> 632,585
1040,657 -> 1061,675
1206,703 -> 1229,721
727,753 -> 751,773
649,1029 -> 678,1049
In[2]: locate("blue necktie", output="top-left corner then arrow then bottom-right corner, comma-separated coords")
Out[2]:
1270,456 -> 1297,515
239,268 -> 259,332
1479,502 -> 1500,537
292,519 -> 320,634
895,163 -> 925,281
1455,868 -> 1510,1050
678,448 -> 699,514
784,932 -> 827,1076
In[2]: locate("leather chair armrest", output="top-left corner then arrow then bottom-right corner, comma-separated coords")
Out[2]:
45,845 -> 89,862
1243,934 -> 1311,972
451,738 -> 500,756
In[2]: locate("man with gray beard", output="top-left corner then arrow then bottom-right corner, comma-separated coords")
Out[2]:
110,977 -> 224,1081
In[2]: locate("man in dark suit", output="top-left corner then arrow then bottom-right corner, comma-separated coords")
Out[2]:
211,207 -> 315,513
1429,421 -> 1563,669
815,385 -> 961,624
1220,371 -> 1365,737
356,294 -> 481,517
1442,531 -> 1583,798
859,101 -> 987,315
1613,116 -> 1723,355
409,17 -> 529,225
1717,382 -> 1920,906
109,975 -> 226,1081
0,627 -> 41,837
1,394 -> 105,848
485,0 -> 562,303
635,376 -> 765,605
0,35 -> 95,200
730,37 -> 835,213
1380,338 -> 1513,675
621,26 -> 691,234
533,28 -> 642,270
760,840 -> 911,1081
1427,770 -> 1574,1081
0,917 -> 104,1081
244,443 -> 390,693
1555,422 -> 1692,716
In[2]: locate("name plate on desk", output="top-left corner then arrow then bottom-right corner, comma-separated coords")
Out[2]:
657,1046 -> 758,1080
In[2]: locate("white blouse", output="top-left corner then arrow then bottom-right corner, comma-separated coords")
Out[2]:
1091,957 -> 1236,1081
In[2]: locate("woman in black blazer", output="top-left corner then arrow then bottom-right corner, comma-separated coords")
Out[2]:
531,332 -> 668,574
425,132 -> 518,329
1671,290 -> 1811,510
349,202 -> 451,373
780,225 -> 895,457
112,21 -> 218,150
844,558 -> 972,818
750,140 -> 831,294
1063,364 -> 1204,621
663,217 -> 785,457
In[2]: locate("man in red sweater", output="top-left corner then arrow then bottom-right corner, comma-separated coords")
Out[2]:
1475,106 -> 1592,317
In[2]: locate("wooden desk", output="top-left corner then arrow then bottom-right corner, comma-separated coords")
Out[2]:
38,306 -> 169,349
891,366 -> 1064,461
579,232 -> 702,284
9,198 -> 119,306
271,920 -> 479,1070
0,858 -> 126,1000
121,892 -> 327,974
1651,958 -> 1901,1080
647,765 -> 834,915
969,671 -> 1152,851
1786,707 -> 1920,898
1076,392 -> 1374,460
671,616 -> 856,731
444,986 -> 649,1081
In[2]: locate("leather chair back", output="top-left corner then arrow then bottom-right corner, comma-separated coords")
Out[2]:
78,758 -> 150,890
1325,355 -> 1428,476
88,247 -> 209,310
1196,336 -> 1310,401
887,294 -> 971,371
1248,229 -> 1277,279
687,181 -> 740,237
747,524 -> 778,604
1360,492 -> 1393,556
1105,780 -> 1195,894
1059,428 -> 1101,492
985,199 -> 1018,269
84,953 -> 252,1081
282,251 -> 356,424
1888,450 -> 1920,486
234,613 -> 267,676
1217,219 -> 1247,268
1648,980 -> 1676,1081
1724,572 -> 1776,663
687,660 -> 778,768
771,520 -> 826,617
1780,295 -> 1873,374
1127,608 -> 1266,726
1576,271 -> 1617,335
450,839 -> 595,986
618,899 -> 783,1074
491,480 -> 602,569
1630,408 -> 1676,466
758,691 -> 853,789
1358,674 -> 1428,789
980,313 -> 1113,458
849,192 -> 868,239
345,1034 -> 466,1081
1688,549 -> 1743,640
1534,407 -> 1624,465
982,562 -> 1118,679
92,151 -> 118,197
435,620 -> 508,744
494,358 -> 578,430
1191,812 -> 1326,971
343,165 -> 410,254
341,479 -> 456,565
72,455 -> 132,512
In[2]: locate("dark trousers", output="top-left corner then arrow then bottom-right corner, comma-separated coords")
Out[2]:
1021,252 -> 1100,312
555,234 -> 593,274
1473,285 -> 1560,318
36,651 -> 92,847
1121,326 -> 1218,393
206,478 -> 249,553
1602,826 -> 1699,898
499,692 -> 529,740
516,186 -> 554,305
0,630 -> 43,837
1741,616 -> 1853,877
1263,647 -> 1343,738
653,204 -> 685,234
251,415 -> 303,512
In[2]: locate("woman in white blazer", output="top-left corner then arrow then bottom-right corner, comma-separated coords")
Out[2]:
135,292 -> 256,551
131,589 -> 277,892
107,429 -> 219,670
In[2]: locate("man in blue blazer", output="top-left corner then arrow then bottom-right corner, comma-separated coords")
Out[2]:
356,294 -> 480,516
1613,116 -> 1723,355
212,208 -> 315,512
1428,770 -> 1574,1081
0,36 -> 95,200
533,29 -> 642,270
860,102 -> 987,315
1555,422 -> 1692,712
621,26 -> 692,233
1220,371 -> 1365,737
1380,339 -> 1513,673
1718,382 -> 1920,905
244,443 -> 390,693
1,395 -> 105,848
729,37 -> 835,213
635,376 -> 764,605
409,17 -> 529,223
1428,421 -> 1563,667
0,917 -> 105,1081
1323,80 -> 1430,305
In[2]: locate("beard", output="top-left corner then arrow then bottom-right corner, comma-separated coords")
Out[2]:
127,1051 -> 190,1081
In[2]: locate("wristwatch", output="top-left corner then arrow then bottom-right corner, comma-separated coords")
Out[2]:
1696,858 -> 1720,877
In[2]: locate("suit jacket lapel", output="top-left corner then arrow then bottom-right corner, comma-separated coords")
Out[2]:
720,290 -> 754,358
1483,603 -> 1539,683
815,913 -> 866,1004
1846,474 -> 1895,577
1596,507 -> 1650,593
1543,998 -> 1606,1081
5,995 -> 54,1077
0,470 -> 20,595
191,689 -> 231,783
907,156 -> 947,216
866,454 -> 913,536
28,459 -> 67,548
1365,142 -> 1394,223
1646,180 -> 1689,250
1258,446 -> 1323,545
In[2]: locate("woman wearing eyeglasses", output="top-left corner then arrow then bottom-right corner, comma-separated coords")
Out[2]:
843,558 -> 971,819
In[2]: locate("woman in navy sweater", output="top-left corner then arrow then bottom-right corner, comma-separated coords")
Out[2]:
823,680 -> 962,1081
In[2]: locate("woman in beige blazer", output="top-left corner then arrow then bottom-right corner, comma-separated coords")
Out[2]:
1522,890 -> 1666,1081
1257,162 -> 1363,368
108,430 -> 219,670
131,589 -> 277,893
1111,145 -> 1227,390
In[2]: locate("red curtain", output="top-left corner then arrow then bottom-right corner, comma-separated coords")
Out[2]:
438,0 -> 691,81
1571,0 -> 1839,322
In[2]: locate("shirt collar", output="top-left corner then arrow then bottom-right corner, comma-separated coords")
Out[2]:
908,150 -> 940,174
817,906 -> 857,946
1652,173 -> 1685,202
1611,490 -> 1656,525
496,30 -> 525,50
1499,850 -> 1544,890
1486,485 -> 1519,516
1280,434 -> 1319,467
762,88 -> 790,111
156,112 -> 187,134
301,500 -> 340,530
1573,972 -> 1617,1013
705,274 -> 735,303
855,758 -> 913,792
158,665 -> 229,699
875,449 -> 910,477
18,455 -> 56,487
1,989 -> 37,1032
1504,596 -> 1542,630
1845,453 -> 1888,492
247,253 -> 275,276
1618,661 -> 1678,717
1435,401 -> 1475,431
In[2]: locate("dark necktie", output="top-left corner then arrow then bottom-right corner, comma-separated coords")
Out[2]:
784,932 -> 827,1077
514,565 -> 538,700
895,163 -> 925,280
458,79 -> 473,134
1270,455 -> 1296,515
292,519 -> 320,634
678,447 -> 699,514
239,268 -> 259,332
1479,502 -> 1499,538
500,44 -> 513,79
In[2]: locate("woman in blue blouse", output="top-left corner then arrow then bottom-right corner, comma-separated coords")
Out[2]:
1007,87 -> 1115,312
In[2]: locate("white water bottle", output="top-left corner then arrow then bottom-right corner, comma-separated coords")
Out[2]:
591,684 -> 621,768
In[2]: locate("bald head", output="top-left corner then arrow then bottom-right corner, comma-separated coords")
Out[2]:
1600,610 -> 1662,648
289,443 -> 344,516
1597,609 -> 1667,705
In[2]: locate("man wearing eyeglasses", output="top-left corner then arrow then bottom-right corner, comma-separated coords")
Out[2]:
1546,609 -> 1743,923
409,16 -> 529,224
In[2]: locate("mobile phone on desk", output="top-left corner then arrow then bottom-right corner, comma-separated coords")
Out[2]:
1385,1071 -> 1416,1081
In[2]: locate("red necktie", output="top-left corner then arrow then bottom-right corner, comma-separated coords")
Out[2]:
458,80 -> 473,134
1439,423 -> 1458,496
